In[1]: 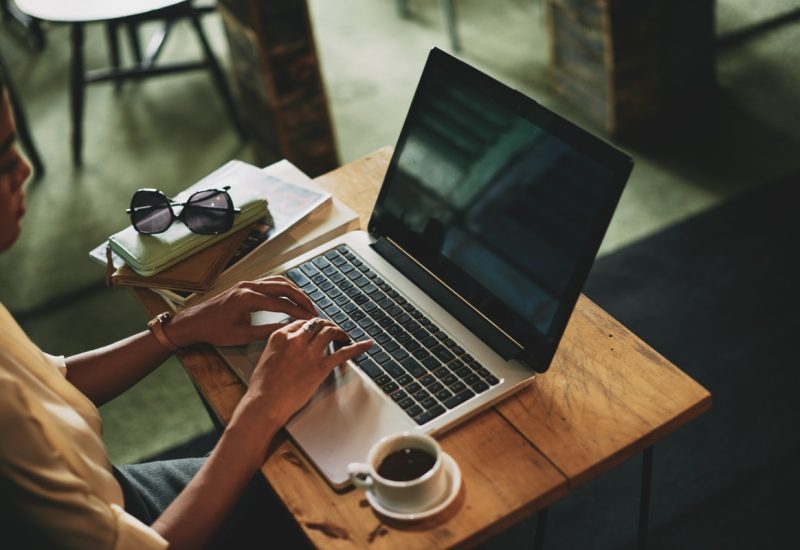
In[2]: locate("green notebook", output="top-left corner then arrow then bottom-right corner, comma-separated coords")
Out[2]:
109,161 -> 275,277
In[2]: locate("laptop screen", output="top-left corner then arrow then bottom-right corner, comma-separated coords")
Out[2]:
370,49 -> 632,369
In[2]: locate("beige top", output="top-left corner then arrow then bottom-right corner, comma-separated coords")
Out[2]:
0,303 -> 168,549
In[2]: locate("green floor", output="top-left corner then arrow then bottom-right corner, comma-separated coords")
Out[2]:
1,0 -> 798,464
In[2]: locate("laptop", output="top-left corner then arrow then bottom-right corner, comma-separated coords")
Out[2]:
218,47 -> 633,490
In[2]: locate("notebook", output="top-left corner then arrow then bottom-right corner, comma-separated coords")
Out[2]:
216,48 -> 633,489
107,162 -> 275,277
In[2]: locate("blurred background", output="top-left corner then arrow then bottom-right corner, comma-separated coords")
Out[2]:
1,0 -> 798,548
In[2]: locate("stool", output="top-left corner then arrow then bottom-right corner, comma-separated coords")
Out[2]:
14,0 -> 244,166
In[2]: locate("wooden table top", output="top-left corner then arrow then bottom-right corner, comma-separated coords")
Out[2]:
133,147 -> 711,548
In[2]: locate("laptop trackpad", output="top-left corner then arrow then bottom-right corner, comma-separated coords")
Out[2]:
285,363 -> 414,489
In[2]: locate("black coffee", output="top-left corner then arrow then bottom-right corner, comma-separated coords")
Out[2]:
377,447 -> 436,482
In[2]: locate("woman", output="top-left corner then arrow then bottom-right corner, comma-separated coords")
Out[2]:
0,83 -> 372,549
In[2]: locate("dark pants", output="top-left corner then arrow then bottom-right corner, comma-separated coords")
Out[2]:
113,458 -> 312,548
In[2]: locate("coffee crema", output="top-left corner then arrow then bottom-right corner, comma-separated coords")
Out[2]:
377,447 -> 436,482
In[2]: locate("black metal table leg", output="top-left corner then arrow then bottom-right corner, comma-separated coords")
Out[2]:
533,506 -> 549,550
638,446 -> 654,550
529,447 -> 653,550
187,8 -> 245,139
70,22 -> 85,166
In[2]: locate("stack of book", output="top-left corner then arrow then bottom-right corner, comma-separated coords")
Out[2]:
91,159 -> 359,309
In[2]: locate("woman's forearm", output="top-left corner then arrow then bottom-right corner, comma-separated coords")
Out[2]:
64,307 -> 208,405
65,329 -> 173,406
152,394 -> 283,550
62,280 -> 311,406
64,279 -> 319,406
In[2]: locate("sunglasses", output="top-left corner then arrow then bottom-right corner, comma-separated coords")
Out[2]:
126,186 -> 241,235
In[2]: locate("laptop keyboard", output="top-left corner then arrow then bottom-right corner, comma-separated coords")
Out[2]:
285,244 -> 500,426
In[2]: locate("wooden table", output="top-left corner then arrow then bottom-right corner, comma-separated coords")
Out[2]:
134,147 -> 711,548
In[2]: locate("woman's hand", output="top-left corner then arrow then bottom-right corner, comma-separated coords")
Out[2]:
244,318 -> 374,426
167,277 -> 318,348
154,319 -> 371,550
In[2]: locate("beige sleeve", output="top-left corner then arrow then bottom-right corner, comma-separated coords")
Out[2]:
41,351 -> 67,377
0,376 -> 168,550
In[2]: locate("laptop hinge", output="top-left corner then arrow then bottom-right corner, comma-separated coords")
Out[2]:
370,236 -> 521,361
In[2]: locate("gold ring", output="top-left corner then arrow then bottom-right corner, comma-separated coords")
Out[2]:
304,320 -> 322,336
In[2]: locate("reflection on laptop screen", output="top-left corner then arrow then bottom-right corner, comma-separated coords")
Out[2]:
378,59 -> 616,345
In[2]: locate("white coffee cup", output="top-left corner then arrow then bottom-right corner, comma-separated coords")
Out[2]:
348,432 -> 448,513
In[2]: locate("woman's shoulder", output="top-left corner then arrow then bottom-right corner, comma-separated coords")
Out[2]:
0,369 -> 30,424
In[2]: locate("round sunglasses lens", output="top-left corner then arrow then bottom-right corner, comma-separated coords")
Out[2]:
183,189 -> 234,234
130,191 -> 172,234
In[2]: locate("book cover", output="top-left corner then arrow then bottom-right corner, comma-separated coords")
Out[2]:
107,161 -> 277,277
188,195 -> 359,306
108,224 -> 253,292
90,159 -> 332,292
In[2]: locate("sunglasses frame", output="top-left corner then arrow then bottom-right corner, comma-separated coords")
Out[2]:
126,186 -> 241,235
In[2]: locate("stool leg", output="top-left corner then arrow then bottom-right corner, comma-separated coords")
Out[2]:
70,23 -> 85,166
441,0 -> 460,52
142,20 -> 172,68
0,48 -> 44,177
106,22 -> 122,91
127,22 -> 143,64
395,0 -> 409,17
638,446 -> 654,550
187,10 -> 245,139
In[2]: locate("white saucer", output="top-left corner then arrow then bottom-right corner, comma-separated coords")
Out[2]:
365,452 -> 462,521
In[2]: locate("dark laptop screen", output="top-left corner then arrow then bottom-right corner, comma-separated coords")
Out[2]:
370,49 -> 631,369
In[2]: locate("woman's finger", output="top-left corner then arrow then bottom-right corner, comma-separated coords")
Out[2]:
246,278 -> 316,315
259,275 -> 289,284
311,326 -> 351,353
322,340 -> 374,370
245,293 -> 316,321
240,277 -> 311,303
292,317 -> 329,338
244,323 -> 288,342
283,319 -> 309,335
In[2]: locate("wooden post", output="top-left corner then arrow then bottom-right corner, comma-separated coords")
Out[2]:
219,0 -> 339,176
546,0 -> 716,136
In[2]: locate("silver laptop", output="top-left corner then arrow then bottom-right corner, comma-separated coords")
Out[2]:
219,48 -> 633,490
